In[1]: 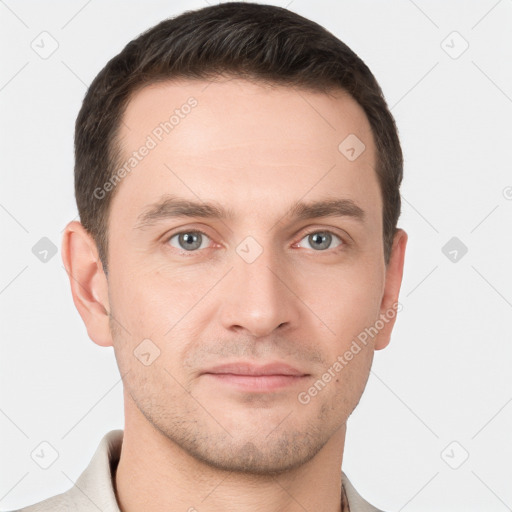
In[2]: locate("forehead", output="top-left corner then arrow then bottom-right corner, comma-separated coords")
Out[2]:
110,77 -> 381,230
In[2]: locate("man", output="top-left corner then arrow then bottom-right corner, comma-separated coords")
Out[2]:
19,2 -> 407,511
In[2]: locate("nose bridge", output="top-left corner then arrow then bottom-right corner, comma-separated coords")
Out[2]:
219,235 -> 299,336
237,237 -> 283,298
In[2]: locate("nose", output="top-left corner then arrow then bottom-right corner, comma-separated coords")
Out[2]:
218,242 -> 301,338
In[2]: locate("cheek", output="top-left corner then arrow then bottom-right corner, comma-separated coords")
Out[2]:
107,265 -> 213,379
330,347 -> 374,416
108,260 -> 197,335
299,260 -> 384,341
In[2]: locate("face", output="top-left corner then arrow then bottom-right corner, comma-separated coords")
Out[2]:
90,77 -> 405,474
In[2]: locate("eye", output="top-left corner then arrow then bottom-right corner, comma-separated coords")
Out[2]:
165,229 -> 346,254
296,230 -> 344,251
167,230 -> 212,252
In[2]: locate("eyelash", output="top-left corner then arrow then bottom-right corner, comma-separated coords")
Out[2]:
164,228 -> 348,255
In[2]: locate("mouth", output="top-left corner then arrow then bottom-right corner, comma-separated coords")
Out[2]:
201,362 -> 310,392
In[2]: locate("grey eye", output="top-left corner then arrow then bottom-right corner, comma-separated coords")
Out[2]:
298,231 -> 343,251
168,231 -> 210,251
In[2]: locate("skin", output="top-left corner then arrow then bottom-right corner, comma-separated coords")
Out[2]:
62,77 -> 407,512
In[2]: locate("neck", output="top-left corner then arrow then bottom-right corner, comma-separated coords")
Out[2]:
114,395 -> 346,512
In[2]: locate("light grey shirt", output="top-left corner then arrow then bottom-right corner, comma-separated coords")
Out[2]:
17,430 -> 385,512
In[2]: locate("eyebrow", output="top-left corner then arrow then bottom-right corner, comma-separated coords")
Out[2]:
134,194 -> 366,230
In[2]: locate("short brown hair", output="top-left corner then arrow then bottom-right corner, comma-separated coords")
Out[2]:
75,1 -> 403,273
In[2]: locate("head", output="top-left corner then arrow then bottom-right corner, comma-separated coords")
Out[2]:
63,2 -> 407,474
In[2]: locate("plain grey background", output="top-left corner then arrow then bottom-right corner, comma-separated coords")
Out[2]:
1,1 -> 511,511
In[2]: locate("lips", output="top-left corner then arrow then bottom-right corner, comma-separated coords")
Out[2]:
201,362 -> 310,392
202,362 -> 308,377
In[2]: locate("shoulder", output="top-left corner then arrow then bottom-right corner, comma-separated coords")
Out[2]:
13,429 -> 123,512
342,471 -> 388,512
15,491 -> 73,512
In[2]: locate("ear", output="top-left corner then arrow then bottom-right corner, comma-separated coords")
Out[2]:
374,228 -> 408,351
61,221 -> 113,347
